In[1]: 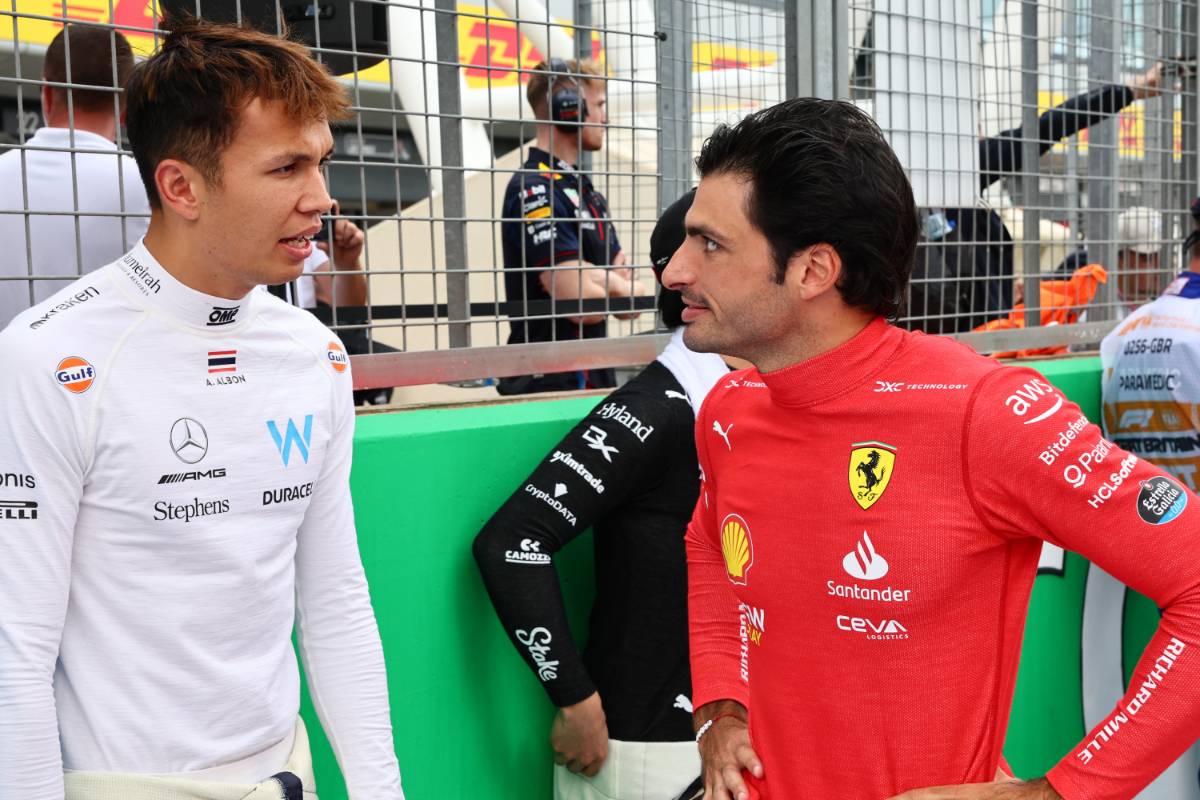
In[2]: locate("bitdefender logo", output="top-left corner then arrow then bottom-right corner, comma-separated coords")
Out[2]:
842,531 -> 888,580
505,538 -> 552,566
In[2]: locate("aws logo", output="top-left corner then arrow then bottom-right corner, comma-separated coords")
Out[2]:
721,514 -> 754,585
1005,378 -> 1063,425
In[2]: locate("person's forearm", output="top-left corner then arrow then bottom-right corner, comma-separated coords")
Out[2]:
694,699 -> 749,731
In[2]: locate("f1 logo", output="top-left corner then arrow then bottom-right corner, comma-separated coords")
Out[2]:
582,425 -> 619,463
267,415 -> 314,466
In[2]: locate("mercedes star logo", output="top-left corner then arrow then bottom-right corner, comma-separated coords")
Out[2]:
170,418 -> 209,464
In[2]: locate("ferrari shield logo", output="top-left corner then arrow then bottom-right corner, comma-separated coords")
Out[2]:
849,441 -> 897,510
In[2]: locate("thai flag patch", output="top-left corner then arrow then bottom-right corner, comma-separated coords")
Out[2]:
207,350 -> 237,374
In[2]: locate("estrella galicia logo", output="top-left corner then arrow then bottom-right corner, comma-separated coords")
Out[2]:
267,415 -> 314,466
170,418 -> 209,464
1137,475 -> 1188,525
207,305 -> 239,326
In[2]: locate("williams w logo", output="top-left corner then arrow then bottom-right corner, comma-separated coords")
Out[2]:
848,441 -> 897,510
267,415 -> 314,467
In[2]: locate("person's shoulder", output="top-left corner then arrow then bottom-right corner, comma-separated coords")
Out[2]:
696,365 -> 759,421
602,361 -> 695,428
894,327 -> 1003,382
0,265 -> 129,380
254,294 -> 351,373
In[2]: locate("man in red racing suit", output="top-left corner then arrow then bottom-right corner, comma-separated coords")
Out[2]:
663,98 -> 1200,800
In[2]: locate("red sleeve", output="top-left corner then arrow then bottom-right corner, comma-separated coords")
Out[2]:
686,390 -> 751,711
966,366 -> 1200,800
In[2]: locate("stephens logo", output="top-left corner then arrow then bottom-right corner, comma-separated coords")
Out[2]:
849,441 -> 896,510
505,538 -> 552,566
0,500 -> 37,520
515,627 -> 559,681
54,356 -> 95,393
1005,378 -> 1063,425
842,531 -> 889,580
153,497 -> 230,523
267,415 -> 314,467
170,418 -> 209,464
327,342 -> 349,373
1137,476 -> 1188,525
721,514 -> 754,585
206,306 -> 239,326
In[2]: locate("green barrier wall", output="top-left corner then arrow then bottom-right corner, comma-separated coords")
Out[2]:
300,355 -> 1159,797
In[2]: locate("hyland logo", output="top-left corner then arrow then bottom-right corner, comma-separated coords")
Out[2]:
267,415 -> 314,467
0,500 -> 37,521
596,402 -> 655,442
54,356 -> 95,394
170,418 -> 209,465
836,615 -> 910,640
849,441 -> 896,510
721,514 -> 754,585
505,538 -> 552,566
1005,378 -> 1063,425
842,531 -> 889,580
582,425 -> 619,463
327,342 -> 348,373
206,350 -> 245,386
515,627 -> 558,681
1137,476 -> 1188,525
206,305 -> 239,326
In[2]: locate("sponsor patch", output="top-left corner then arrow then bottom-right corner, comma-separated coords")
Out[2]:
54,356 -> 95,394
1137,475 -> 1188,525
849,441 -> 896,510
327,342 -> 348,373
721,514 -> 753,585
0,500 -> 37,520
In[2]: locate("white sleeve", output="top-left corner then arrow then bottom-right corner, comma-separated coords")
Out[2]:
0,333 -> 87,798
294,358 -> 404,799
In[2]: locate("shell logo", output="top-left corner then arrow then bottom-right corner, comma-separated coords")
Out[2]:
327,342 -> 348,373
54,356 -> 96,394
721,514 -> 754,585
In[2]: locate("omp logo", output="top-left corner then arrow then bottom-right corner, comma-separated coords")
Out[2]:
327,342 -> 348,373
206,306 -> 239,326
515,627 -> 559,681
267,415 -> 314,467
842,531 -> 889,580
721,514 -> 753,585
1118,408 -> 1155,430
1005,378 -> 1063,425
54,356 -> 95,393
837,615 -> 909,639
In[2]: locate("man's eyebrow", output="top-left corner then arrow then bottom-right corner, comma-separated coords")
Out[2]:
266,149 -> 334,167
686,222 -> 726,242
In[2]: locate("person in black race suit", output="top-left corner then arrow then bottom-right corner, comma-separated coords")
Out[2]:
475,190 -> 735,800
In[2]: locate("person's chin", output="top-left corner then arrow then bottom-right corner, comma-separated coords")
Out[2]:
681,322 -> 722,354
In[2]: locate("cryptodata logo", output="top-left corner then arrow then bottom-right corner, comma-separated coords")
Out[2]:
267,415 -> 314,467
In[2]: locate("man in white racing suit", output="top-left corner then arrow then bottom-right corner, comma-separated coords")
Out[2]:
0,18 -> 403,800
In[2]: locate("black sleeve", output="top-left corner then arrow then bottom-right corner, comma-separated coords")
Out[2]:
473,386 -> 678,707
979,84 -> 1136,191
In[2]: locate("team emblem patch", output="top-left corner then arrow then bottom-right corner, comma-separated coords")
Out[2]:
54,356 -> 95,394
849,441 -> 897,510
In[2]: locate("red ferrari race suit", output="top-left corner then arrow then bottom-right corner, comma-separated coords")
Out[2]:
687,317 -> 1200,800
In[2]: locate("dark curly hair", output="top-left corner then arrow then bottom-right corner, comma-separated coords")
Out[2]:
694,98 -> 918,318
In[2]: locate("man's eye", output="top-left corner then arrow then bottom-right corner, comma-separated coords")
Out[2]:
704,237 -> 719,253
275,164 -> 295,175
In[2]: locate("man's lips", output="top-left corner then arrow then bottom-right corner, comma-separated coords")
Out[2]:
681,299 -> 710,323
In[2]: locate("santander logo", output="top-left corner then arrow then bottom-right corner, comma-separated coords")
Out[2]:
842,531 -> 889,580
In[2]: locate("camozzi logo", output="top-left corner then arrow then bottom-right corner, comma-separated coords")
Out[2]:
505,538 -> 552,566
842,531 -> 888,580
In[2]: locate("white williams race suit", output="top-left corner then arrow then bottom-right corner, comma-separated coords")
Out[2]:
0,242 -> 403,799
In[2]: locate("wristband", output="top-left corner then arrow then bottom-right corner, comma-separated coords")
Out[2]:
695,712 -> 742,742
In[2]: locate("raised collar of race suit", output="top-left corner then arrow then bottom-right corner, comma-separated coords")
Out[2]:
1162,271 -> 1200,299
526,146 -> 577,175
112,240 -> 260,331
758,316 -> 907,408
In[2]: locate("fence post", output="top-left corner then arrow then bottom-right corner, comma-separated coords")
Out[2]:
1087,0 -> 1120,318
1021,0 -> 1041,328
656,0 -> 692,212
434,0 -> 471,348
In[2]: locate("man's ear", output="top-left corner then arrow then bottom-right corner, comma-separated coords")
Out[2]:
154,159 -> 204,222
785,243 -> 843,301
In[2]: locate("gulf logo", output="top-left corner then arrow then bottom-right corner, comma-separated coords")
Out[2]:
54,356 -> 96,393
327,342 -> 348,373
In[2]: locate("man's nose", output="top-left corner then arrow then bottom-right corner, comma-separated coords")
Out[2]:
661,246 -> 692,290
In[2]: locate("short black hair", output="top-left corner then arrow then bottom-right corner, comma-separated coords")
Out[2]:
694,98 -> 918,319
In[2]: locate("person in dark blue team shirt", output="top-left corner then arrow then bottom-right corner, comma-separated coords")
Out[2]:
498,58 -> 638,395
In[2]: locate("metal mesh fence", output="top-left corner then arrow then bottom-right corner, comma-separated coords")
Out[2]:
0,0 -> 1195,394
